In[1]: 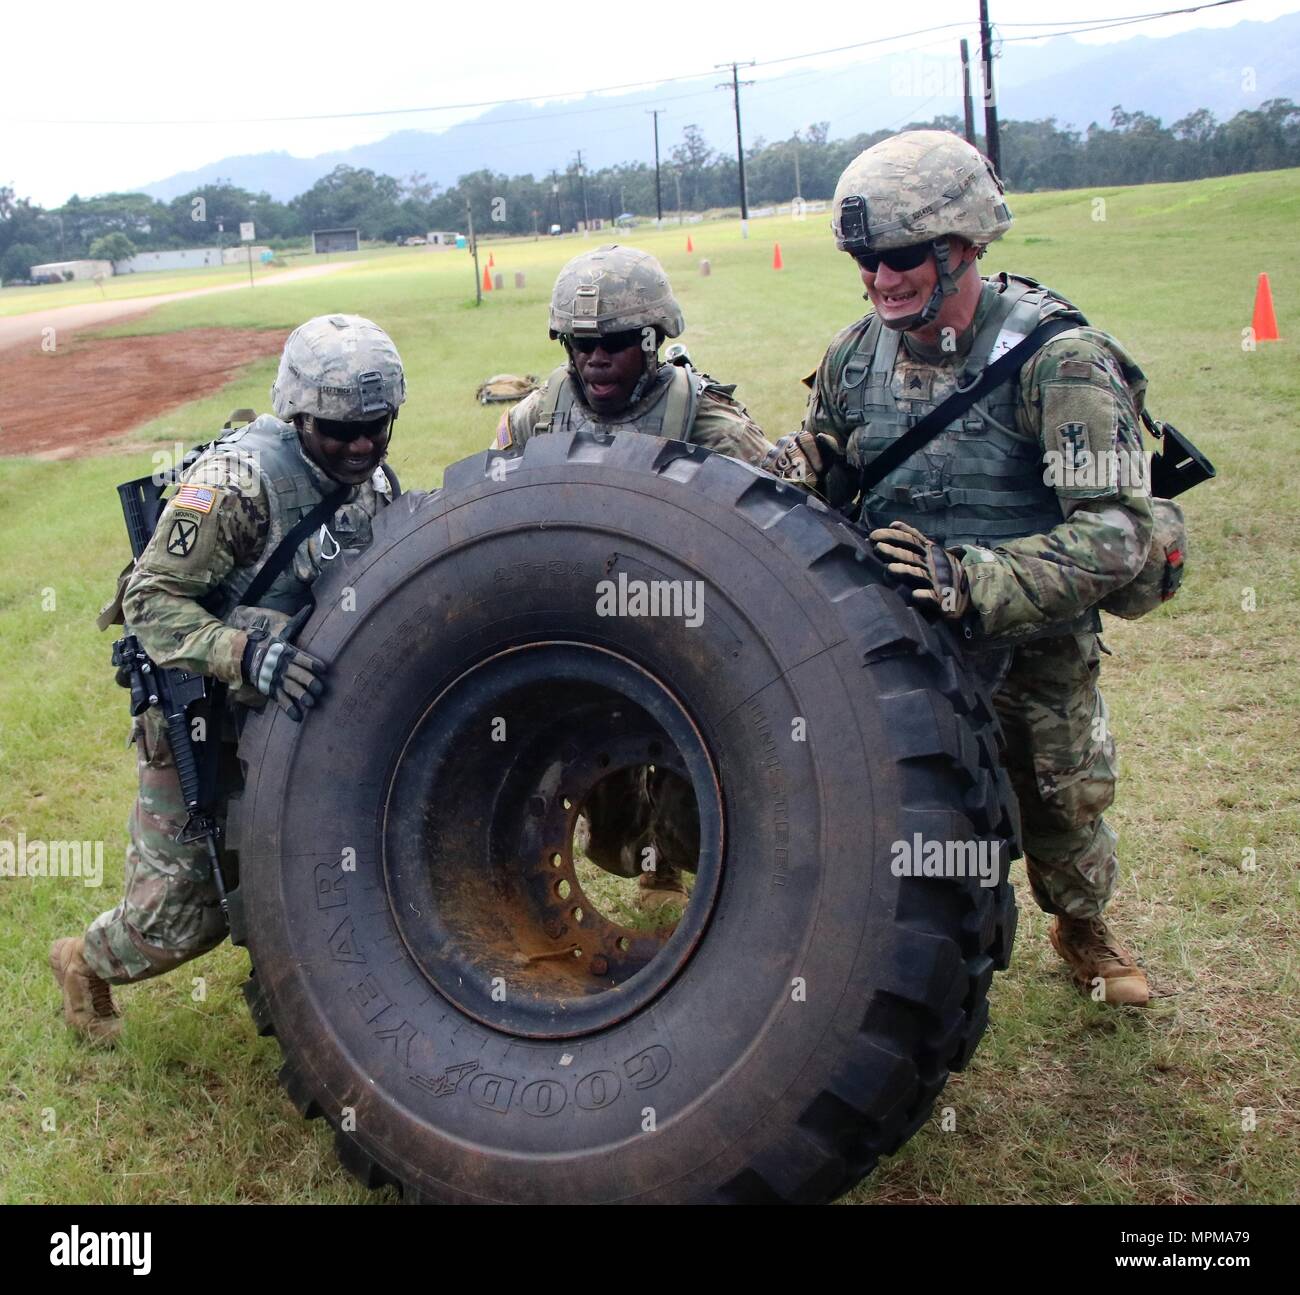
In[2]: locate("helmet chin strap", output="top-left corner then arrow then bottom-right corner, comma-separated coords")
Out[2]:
562,337 -> 587,401
628,340 -> 660,405
878,237 -> 976,333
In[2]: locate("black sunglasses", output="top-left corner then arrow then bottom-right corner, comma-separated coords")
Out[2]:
852,242 -> 933,274
567,330 -> 647,355
309,413 -> 393,443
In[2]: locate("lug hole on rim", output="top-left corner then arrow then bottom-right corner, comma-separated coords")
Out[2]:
557,879 -> 571,899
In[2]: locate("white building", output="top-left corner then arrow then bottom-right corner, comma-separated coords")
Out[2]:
221,245 -> 272,265
113,247 -> 224,274
30,259 -> 113,282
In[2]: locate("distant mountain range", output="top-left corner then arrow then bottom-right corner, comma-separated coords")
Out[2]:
135,12 -> 1300,203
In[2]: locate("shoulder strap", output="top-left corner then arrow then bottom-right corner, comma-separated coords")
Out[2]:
841,315 -> 885,391
665,364 -> 700,442
860,317 -> 1079,493
534,365 -> 572,434
238,485 -> 350,611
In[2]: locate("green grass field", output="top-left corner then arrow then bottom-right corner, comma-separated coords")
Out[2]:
0,245 -> 411,317
2,169 -> 1297,1204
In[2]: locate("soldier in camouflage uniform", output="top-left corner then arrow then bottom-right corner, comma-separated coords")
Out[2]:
49,315 -> 406,1042
763,131 -> 1154,1005
497,244 -> 768,913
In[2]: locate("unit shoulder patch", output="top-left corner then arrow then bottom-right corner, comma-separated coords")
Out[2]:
166,515 -> 200,557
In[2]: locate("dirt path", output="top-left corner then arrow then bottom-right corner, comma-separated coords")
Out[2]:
0,260 -> 359,355
1,327 -> 291,457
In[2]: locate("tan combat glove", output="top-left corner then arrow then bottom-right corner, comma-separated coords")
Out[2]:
869,520 -> 970,620
761,430 -> 837,486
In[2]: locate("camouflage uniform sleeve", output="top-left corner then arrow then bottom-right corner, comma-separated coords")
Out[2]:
122,453 -> 271,685
689,384 -> 769,466
495,385 -> 544,452
799,319 -> 862,455
954,329 -> 1155,639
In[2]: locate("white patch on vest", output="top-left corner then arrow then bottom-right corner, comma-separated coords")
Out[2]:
988,328 -> 1029,363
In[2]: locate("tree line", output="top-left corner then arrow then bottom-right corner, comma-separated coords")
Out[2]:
2,98 -> 1297,283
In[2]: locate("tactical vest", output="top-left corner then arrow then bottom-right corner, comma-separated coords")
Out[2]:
535,362 -> 699,440
201,416 -> 390,618
845,275 -> 1084,548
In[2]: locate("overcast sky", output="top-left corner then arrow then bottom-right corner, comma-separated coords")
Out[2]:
5,0 -> 1299,206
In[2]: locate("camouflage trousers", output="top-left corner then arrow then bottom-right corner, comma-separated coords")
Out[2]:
984,630 -> 1119,919
580,766 -> 699,883
83,708 -> 229,985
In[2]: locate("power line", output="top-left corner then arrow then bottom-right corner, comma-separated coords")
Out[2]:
8,1 -> 1247,133
998,0 -> 1243,41
9,24 -> 982,126
996,0 -> 1241,29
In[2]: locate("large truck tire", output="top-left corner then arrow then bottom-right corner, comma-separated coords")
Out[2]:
225,429 -> 1020,1205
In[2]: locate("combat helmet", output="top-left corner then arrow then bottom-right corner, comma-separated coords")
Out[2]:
548,245 -> 685,341
831,130 -> 1013,328
271,314 -> 406,422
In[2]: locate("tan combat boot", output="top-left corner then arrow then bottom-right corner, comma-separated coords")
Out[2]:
1049,915 -> 1150,1006
49,937 -> 122,1043
636,863 -> 690,915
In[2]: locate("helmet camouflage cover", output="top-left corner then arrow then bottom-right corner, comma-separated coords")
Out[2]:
831,129 -> 1013,254
548,244 -> 685,340
271,313 -> 406,422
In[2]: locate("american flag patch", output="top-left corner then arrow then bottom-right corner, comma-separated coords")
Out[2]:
494,412 -> 514,450
173,484 -> 217,514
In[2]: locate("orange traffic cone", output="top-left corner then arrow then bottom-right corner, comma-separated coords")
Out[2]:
686,235 -> 694,253
488,252 -> 495,269
1252,272 -> 1280,341
483,265 -> 493,292
773,242 -> 784,270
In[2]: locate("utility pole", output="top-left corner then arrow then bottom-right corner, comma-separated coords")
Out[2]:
716,61 -> 755,236
647,109 -> 664,223
466,198 -> 481,306
574,150 -> 590,231
550,170 -> 561,232
979,0 -> 1002,175
792,134 -> 802,199
959,38 -> 977,147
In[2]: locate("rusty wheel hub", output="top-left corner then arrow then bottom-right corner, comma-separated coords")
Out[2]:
384,642 -> 723,1039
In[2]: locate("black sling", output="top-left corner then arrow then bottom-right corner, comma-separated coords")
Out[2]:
238,485 -> 352,610
859,317 -> 1078,493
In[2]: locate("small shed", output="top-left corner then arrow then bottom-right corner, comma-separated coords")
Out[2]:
313,228 -> 360,254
